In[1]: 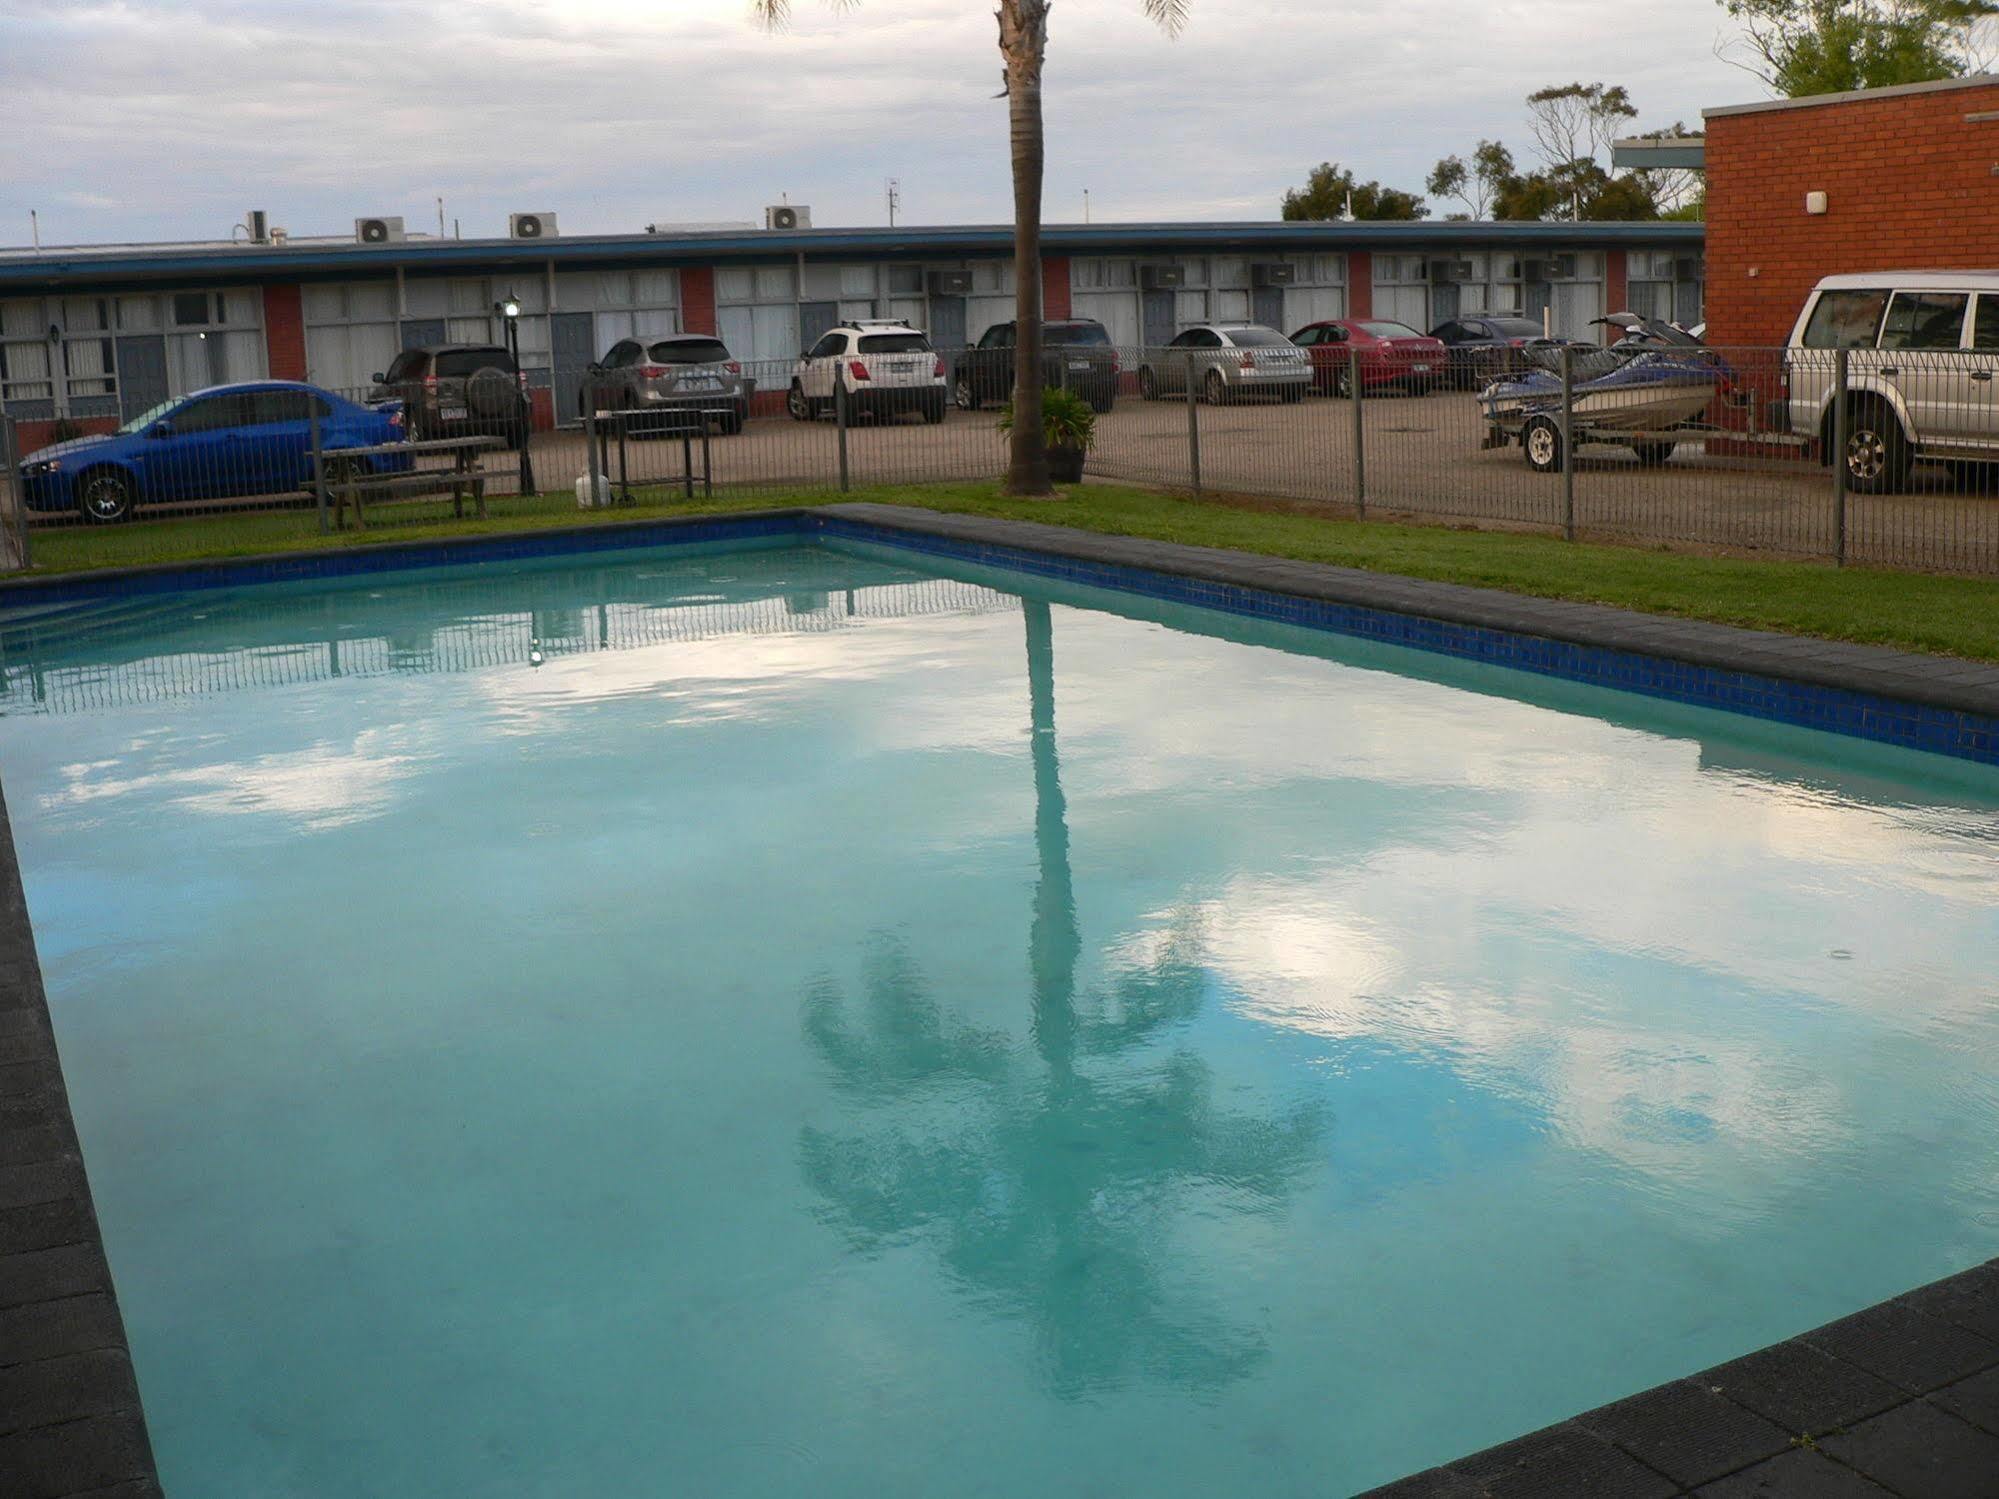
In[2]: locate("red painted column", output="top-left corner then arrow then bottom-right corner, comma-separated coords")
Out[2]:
681,266 -> 718,336
1605,249 -> 1629,339
1041,257 -> 1072,320
263,284 -> 308,381
1346,252 -> 1372,319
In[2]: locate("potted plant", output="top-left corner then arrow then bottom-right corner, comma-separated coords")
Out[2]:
998,386 -> 1096,484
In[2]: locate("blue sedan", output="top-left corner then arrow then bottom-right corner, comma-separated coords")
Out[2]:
18,381 -> 411,523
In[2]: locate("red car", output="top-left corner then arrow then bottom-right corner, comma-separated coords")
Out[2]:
1290,319 -> 1449,397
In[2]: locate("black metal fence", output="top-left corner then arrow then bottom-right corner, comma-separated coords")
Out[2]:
10,344 -> 1999,577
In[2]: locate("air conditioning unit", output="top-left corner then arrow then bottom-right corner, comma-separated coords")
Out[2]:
927,269 -> 974,296
765,204 -> 812,230
246,209 -> 268,244
1139,263 -> 1186,290
1549,253 -> 1579,279
1521,258 -> 1549,283
1250,262 -> 1296,287
1427,258 -> 1476,282
355,216 -> 405,245
509,211 -> 558,240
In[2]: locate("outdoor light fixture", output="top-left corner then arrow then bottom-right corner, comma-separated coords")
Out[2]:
1805,191 -> 1829,216
493,291 -> 534,497
499,296 -> 522,320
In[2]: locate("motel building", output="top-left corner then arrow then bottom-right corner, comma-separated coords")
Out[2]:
0,217 -> 1704,449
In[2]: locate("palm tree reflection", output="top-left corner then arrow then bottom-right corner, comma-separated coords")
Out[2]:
799,599 -> 1325,1397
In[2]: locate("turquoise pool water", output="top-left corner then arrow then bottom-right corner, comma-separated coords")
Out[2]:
5,538 -> 1999,1497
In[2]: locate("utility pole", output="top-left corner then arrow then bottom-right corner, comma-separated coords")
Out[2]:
1083,188 -> 1090,223
885,178 -> 901,227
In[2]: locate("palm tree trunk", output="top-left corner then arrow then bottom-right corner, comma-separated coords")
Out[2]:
998,0 -> 1053,497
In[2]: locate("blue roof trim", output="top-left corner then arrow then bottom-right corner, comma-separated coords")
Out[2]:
0,221 -> 1705,290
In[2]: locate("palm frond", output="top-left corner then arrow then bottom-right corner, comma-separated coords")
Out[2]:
750,0 -> 790,28
1141,0 -> 1190,35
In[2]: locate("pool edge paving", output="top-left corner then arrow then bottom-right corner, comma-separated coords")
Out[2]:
0,776 -> 162,1499
3,503 -> 1999,1498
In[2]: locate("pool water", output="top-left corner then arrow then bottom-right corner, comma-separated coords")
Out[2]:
4,538 -> 1999,1497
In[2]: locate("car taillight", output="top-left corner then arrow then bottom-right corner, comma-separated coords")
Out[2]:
725,361 -> 742,375
422,374 -> 438,388
638,364 -> 667,379
389,409 -> 405,429
1240,352 -> 1256,370
933,356 -> 946,378
848,359 -> 871,381
1112,352 -> 1121,374
517,371 -> 529,391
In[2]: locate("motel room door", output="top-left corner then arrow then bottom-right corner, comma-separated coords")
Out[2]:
550,312 -> 595,424
1142,289 -> 1176,352
113,335 -> 169,424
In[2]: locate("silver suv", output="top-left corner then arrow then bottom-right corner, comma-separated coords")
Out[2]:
584,333 -> 753,435
1784,271 -> 1999,492
1138,324 -> 1310,404
788,321 -> 948,423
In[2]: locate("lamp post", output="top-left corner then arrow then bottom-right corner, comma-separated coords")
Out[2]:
494,294 -> 534,497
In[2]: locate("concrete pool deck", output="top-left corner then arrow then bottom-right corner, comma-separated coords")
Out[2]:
2,504 -> 1997,1497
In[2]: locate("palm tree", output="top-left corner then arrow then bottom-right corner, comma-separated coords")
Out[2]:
754,1 -> 1188,497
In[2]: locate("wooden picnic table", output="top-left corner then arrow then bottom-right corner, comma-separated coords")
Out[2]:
317,435 -> 506,530
588,405 -> 724,504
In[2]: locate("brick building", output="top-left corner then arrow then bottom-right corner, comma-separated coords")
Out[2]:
1704,75 -> 1999,346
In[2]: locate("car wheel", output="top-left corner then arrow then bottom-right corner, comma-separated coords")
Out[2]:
719,404 -> 747,437
1282,385 -> 1305,404
923,392 -> 947,424
787,382 -> 813,422
1843,401 -> 1911,494
1089,392 -> 1114,414
1333,367 -> 1354,399
1632,440 -> 1675,467
1139,368 -> 1160,402
954,374 -> 980,411
76,468 -> 136,524
1203,369 -> 1229,406
1522,415 -> 1565,474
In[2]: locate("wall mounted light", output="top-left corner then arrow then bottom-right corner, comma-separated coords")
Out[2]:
1805,191 -> 1829,216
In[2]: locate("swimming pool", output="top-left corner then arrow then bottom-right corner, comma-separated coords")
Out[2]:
4,534 -> 1998,1496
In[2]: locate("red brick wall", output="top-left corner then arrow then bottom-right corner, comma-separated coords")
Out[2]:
263,284 -> 308,381
1605,249 -> 1628,336
1042,257 -> 1072,320
1706,80 -> 1999,345
680,266 -> 718,336
1347,252 -> 1372,320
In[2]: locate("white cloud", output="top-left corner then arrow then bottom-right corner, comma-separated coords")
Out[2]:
0,0 -> 1748,244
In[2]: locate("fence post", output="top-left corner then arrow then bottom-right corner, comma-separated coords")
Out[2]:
1831,346 -> 1849,567
1185,361 -> 1202,495
583,385 -> 598,508
1350,346 -> 1366,519
0,414 -> 25,571
1559,343 -> 1576,542
836,375 -> 851,493
309,398 -> 328,533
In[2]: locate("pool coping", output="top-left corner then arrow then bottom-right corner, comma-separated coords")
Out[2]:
4,503 -> 1999,1497
0,776 -> 161,1499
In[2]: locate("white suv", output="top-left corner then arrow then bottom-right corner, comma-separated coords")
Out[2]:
1784,271 -> 1999,493
787,320 -> 948,424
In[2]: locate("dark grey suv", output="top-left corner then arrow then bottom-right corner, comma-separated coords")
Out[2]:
370,345 -> 530,447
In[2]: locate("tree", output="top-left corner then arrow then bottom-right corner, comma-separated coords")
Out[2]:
756,0 -> 1189,499
1720,0 -> 1998,96
1525,83 -> 1639,219
1280,162 -> 1428,222
1426,140 -> 1515,219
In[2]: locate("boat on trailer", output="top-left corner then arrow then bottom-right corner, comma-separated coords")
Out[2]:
1480,315 -> 1733,470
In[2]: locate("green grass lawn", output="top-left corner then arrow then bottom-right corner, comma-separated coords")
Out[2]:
23,480 -> 1999,662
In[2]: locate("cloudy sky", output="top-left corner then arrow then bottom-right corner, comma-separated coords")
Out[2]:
0,0 -> 1759,247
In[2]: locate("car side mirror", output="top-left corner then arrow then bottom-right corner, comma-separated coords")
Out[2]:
148,421 -> 174,439
371,372 -> 386,384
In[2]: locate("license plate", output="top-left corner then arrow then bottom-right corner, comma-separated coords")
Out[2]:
439,404 -> 468,419
680,377 -> 722,392
1068,361 -> 1090,371
1412,364 -> 1431,373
